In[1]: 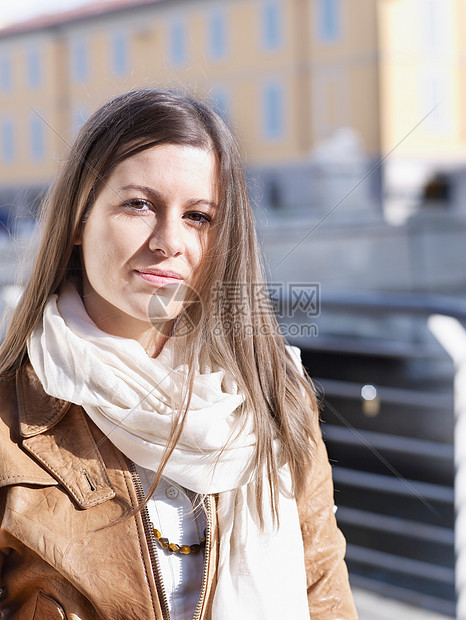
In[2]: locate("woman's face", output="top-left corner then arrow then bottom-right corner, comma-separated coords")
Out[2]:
75,143 -> 218,350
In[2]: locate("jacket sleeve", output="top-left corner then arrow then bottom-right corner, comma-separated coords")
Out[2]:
297,425 -> 358,619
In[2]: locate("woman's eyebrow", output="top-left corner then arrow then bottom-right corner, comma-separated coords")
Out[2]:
118,185 -> 218,209
186,198 -> 218,210
118,184 -> 164,200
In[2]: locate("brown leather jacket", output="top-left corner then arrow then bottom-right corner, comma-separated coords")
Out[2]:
0,364 -> 358,619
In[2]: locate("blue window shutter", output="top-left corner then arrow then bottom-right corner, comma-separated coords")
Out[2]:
30,116 -> 44,160
72,108 -> 87,136
209,11 -> 226,59
27,47 -> 41,88
1,119 -> 15,162
318,0 -> 341,42
211,88 -> 229,121
72,39 -> 88,82
263,82 -> 284,139
112,32 -> 128,75
0,55 -> 12,92
170,20 -> 186,65
263,2 -> 281,50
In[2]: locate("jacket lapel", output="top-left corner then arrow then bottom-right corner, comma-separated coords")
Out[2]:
17,364 -> 116,509
17,363 -> 70,436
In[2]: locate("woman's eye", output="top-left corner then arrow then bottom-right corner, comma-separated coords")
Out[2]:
186,212 -> 212,224
123,198 -> 151,212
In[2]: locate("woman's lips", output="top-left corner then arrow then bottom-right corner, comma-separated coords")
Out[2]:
135,270 -> 183,286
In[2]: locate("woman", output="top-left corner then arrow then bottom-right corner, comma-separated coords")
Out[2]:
0,89 -> 357,619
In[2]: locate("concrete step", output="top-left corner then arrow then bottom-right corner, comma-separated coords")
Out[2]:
353,587 -> 452,620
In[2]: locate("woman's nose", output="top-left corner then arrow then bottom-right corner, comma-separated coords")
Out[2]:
147,217 -> 184,257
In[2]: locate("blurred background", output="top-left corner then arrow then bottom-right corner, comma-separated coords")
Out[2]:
1,0 -> 465,617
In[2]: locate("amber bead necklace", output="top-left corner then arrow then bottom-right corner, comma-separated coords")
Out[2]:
151,523 -> 206,555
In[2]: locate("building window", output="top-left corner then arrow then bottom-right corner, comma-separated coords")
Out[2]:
421,72 -> 453,136
262,82 -> 284,139
27,46 -> 41,88
170,19 -> 186,65
317,0 -> 341,42
72,107 -> 87,136
423,0 -> 449,52
262,1 -> 281,50
210,87 -> 229,122
0,54 -> 12,92
111,32 -> 128,75
1,119 -> 14,162
71,38 -> 88,82
30,116 -> 45,160
209,10 -> 227,60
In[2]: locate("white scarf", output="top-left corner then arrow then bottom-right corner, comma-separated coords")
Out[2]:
27,280 -> 310,620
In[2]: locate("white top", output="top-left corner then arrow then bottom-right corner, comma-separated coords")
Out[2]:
135,465 -> 206,620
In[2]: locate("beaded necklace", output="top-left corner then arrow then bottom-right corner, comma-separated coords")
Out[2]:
151,523 -> 206,555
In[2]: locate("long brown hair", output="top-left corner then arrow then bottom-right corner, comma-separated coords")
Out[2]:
0,89 -> 318,524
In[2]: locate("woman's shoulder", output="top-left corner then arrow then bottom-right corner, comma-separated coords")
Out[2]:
0,371 -> 25,481
0,371 -> 19,439
0,367 -> 57,488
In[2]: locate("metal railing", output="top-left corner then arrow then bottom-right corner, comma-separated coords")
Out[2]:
280,290 -> 466,617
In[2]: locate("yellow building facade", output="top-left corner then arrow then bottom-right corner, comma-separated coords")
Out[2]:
0,0 -> 465,210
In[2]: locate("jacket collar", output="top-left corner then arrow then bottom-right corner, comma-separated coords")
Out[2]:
16,364 -> 116,509
17,364 -> 71,437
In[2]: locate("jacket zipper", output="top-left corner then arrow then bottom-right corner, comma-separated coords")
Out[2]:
128,460 -> 171,620
128,460 -> 213,620
193,494 -> 213,620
